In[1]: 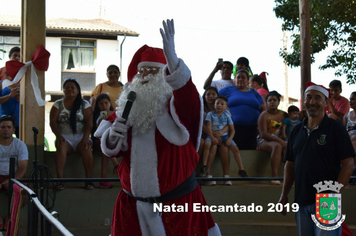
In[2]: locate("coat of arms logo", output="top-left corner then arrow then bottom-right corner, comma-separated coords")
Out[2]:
311,181 -> 346,230
317,134 -> 327,145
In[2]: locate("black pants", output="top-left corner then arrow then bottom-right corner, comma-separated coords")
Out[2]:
233,125 -> 258,150
15,126 -> 19,138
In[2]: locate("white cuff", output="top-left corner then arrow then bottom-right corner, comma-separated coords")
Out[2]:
94,120 -> 112,138
164,59 -> 191,90
100,128 -> 125,157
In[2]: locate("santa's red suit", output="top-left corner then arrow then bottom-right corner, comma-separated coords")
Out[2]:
95,55 -> 221,235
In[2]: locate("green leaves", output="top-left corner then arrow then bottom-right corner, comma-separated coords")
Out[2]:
274,0 -> 356,84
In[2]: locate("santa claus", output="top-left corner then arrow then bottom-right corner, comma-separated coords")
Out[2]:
95,20 -> 221,236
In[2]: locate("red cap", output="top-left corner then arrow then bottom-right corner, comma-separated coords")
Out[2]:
259,71 -> 268,83
127,45 -> 166,82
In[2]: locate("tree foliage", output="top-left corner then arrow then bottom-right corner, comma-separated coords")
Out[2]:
274,0 -> 356,84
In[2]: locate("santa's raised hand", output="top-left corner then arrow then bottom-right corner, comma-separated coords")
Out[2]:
160,19 -> 179,73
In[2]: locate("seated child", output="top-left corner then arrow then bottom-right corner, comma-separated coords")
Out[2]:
326,80 -> 350,121
92,94 -> 119,189
282,105 -> 300,140
202,96 -> 247,186
198,87 -> 220,160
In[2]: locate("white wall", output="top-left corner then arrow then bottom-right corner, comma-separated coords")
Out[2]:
44,37 -> 120,92
45,37 -> 62,91
95,39 -> 121,85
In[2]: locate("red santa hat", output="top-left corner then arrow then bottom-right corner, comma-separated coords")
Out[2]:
127,45 -> 166,82
259,71 -> 268,83
305,81 -> 329,98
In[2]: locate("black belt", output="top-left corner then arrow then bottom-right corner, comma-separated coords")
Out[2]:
123,172 -> 197,204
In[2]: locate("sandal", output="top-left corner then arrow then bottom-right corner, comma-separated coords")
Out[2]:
85,182 -> 95,190
99,182 -> 113,189
55,182 -> 65,191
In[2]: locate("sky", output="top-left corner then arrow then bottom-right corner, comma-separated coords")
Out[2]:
1,0 -> 355,110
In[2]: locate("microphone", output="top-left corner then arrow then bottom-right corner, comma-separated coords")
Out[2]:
114,91 -> 136,136
32,127 -> 39,134
121,91 -> 137,121
108,91 -> 136,146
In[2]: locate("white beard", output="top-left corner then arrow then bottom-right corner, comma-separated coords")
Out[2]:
116,71 -> 173,135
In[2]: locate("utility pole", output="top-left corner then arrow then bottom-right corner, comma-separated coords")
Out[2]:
21,0 -> 46,161
299,0 -> 311,106
283,29 -> 289,110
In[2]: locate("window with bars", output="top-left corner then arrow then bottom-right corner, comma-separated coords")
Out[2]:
61,39 -> 96,71
0,36 -> 21,61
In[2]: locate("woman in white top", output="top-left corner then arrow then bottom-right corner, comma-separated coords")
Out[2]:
50,78 -> 94,190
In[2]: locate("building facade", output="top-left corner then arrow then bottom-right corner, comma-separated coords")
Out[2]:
0,15 -> 139,97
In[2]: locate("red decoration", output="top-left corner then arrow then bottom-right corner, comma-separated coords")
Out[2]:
5,45 -> 50,79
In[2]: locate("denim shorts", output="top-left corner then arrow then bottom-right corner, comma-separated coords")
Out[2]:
205,135 -> 236,147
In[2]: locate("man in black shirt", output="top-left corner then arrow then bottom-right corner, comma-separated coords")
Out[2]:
278,82 -> 355,236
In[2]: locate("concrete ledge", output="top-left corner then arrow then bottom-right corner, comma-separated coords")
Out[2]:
196,150 -> 285,178
42,150 -> 284,179
2,179 -> 356,236
8,184 -> 356,236
11,151 -> 351,236
43,151 -> 115,179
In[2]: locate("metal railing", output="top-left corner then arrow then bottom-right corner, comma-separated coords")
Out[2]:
5,158 -> 355,236
9,179 -> 73,236
6,156 -> 73,236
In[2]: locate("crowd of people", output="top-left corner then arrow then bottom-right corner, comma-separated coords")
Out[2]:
202,62 -> 356,234
201,56 -> 356,188
0,44 -> 355,191
0,18 -> 355,235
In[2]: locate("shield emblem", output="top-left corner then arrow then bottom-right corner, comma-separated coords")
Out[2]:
315,193 -> 342,224
317,134 -> 327,145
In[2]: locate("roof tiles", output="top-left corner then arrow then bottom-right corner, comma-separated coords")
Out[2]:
0,15 -> 139,37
